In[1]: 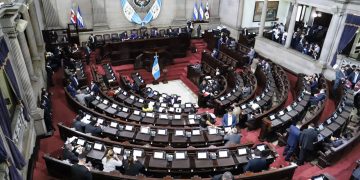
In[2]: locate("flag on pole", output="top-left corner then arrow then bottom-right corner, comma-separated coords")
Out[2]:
193,2 -> 198,21
77,6 -> 85,28
199,1 -> 204,21
70,1 -> 77,24
152,53 -> 160,80
204,1 -> 210,20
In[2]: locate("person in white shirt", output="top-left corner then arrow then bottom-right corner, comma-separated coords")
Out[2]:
102,149 -> 123,172
282,31 -> 287,45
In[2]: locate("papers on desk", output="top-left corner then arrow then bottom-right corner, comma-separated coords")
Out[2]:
197,152 -> 207,159
96,96 -> 101,100
154,152 -> 165,159
278,111 -> 285,116
160,114 -> 167,119
157,129 -> 166,135
188,115 -> 195,119
103,99 -> 109,105
286,106 -> 293,111
122,107 -> 128,112
256,97 -> 261,101
241,105 -> 247,109
174,115 -> 181,120
146,113 -> 154,117
111,104 -> 118,109
125,125 -> 133,131
175,152 -> 186,159
161,103 -> 167,107
270,115 -> 275,120
256,145 -> 266,151
224,127 -> 231,133
220,96 -> 225,101
218,150 -> 228,158
185,103 -> 192,108
173,103 -> 180,108
97,118 -> 104,124
93,143 -> 102,150
139,99 -> 144,103
238,148 -> 247,155
110,122 -> 118,128
192,129 -> 201,135
208,128 -> 217,135
113,147 -> 122,154
175,130 -> 185,136
133,149 -> 143,157
133,110 -> 140,115
129,95 -> 135,100
140,127 -> 150,134
77,139 -> 85,146
188,119 -> 195,124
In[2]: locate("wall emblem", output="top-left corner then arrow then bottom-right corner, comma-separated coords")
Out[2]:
121,0 -> 162,26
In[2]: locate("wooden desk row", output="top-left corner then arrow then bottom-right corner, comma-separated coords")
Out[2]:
219,44 -> 249,67
216,51 -> 240,69
259,75 -> 311,140
102,63 -> 118,87
67,111 -> 225,147
44,152 -> 297,180
201,52 -> 229,75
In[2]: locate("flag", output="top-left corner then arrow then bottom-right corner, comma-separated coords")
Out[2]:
152,54 -> 160,80
143,0 -> 162,25
199,1 -> 204,21
77,6 -> 85,28
204,1 -> 210,20
70,8 -> 77,24
193,2 -> 198,21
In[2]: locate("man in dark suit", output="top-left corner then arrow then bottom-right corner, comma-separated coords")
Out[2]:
70,155 -> 92,180
63,143 -> 78,164
222,110 -> 237,127
333,66 -> 347,94
224,128 -> 241,146
66,82 -> 78,98
283,124 -> 300,161
73,115 -> 86,133
89,81 -> 99,94
88,33 -> 95,50
348,68 -> 360,87
70,75 -> 79,89
212,171 -> 233,180
243,149 -> 268,173
84,121 -> 102,136
309,89 -> 326,106
297,124 -> 318,165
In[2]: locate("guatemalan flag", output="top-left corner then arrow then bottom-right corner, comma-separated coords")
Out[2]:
70,7 -> 77,24
77,6 -> 85,28
199,1 -> 204,21
143,0 -> 162,25
204,1 -> 210,20
152,54 -> 160,80
193,2 -> 198,21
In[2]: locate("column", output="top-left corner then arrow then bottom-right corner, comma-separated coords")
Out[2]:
236,0 -> 245,28
28,1 -> 45,48
18,31 -> 37,82
318,13 -> 342,65
92,0 -> 109,29
258,0 -> 268,37
209,0 -> 220,23
285,2 -> 298,48
20,5 -> 41,61
307,7 -> 316,27
41,0 -> 60,28
172,1 -> 187,25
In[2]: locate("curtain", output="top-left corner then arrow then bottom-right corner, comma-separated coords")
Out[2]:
0,137 -> 22,180
331,14 -> 360,66
0,37 -> 9,65
0,91 -> 26,170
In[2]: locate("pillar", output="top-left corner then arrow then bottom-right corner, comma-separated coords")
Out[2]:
209,0 -> 220,23
236,0 -> 245,29
18,31 -> 37,82
28,1 -> 45,48
318,13 -> 342,65
307,7 -> 317,27
285,2 -> 298,48
258,0 -> 268,37
41,0 -> 60,28
172,1 -> 187,25
20,5 -> 41,61
92,0 -> 109,29
0,13 -> 47,136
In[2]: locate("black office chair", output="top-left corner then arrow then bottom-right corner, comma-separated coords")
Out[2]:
103,34 -> 111,43
111,33 -> 119,42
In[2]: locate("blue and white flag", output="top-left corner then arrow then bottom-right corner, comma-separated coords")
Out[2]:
193,2 -> 198,21
152,54 -> 160,80
199,1 -> 204,21
143,0 -> 162,25
76,6 -> 85,28
121,0 -> 142,25
204,1 -> 210,20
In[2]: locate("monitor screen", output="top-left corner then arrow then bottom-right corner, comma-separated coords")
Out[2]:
224,127 -> 231,133
189,119 -> 195,124
333,113 -> 338,118
326,119 -> 332,124
218,150 -> 228,158
160,114 -> 167,119
113,147 -> 122,154
133,149 -> 143,157
257,145 -> 265,151
140,127 -> 150,134
161,103 -> 167,107
238,148 -> 247,155
139,99 -> 144,103
158,129 -> 166,135
94,143 -> 102,150
96,96 -> 100,100
97,118 -> 104,124
130,95 -> 135,100
168,107 -> 175,112
154,152 -> 165,159
278,111 -> 284,116
192,129 -> 200,135
103,100 -> 109,105
134,110 -> 140,115
173,104 -> 180,108
185,104 -> 192,108
270,115 -> 275,120
208,128 -> 217,135
188,114 -> 195,119
125,125 -> 133,131
197,152 -> 207,159
286,106 -> 292,111
122,107 -> 129,112
175,130 -> 184,136
293,102 -> 297,107
318,124 -> 324,131
123,91 -> 127,95
77,139 -> 85,145
220,96 -> 225,101
110,122 -> 118,128
175,152 -> 186,159
241,105 -> 246,109
146,113 -> 154,117
111,104 -> 118,109
174,115 -> 181,119
256,97 -> 260,101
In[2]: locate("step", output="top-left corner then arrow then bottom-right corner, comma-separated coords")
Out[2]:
179,76 -> 199,94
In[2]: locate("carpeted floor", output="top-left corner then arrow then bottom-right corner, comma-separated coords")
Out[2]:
32,40 -> 358,180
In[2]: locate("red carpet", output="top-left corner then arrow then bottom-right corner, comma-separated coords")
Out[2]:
32,40 -> 357,180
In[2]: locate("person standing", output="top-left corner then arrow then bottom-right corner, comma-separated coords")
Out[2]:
197,25 -> 202,38
222,110 -> 237,128
70,155 -> 92,180
247,47 -> 255,65
283,123 -> 300,161
297,124 -> 318,165
45,61 -> 54,87
88,33 -> 95,50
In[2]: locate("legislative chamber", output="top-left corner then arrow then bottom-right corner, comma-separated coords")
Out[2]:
0,0 -> 360,180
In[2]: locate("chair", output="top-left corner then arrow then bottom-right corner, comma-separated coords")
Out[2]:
111,33 -> 119,42
159,29 -> 165,37
103,34 -> 111,43
95,35 -> 104,46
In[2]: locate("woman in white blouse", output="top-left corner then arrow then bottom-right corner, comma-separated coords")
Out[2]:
102,149 -> 123,172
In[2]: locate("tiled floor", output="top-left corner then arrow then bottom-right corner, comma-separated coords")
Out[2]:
146,80 -> 198,104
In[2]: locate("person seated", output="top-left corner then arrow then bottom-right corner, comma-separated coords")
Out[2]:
241,85 -> 252,98
309,89 -> 326,106
66,81 -> 78,98
89,80 -> 100,94
73,113 -> 86,132
224,128 -> 241,146
130,32 -> 138,39
70,75 -> 79,89
70,155 -> 92,180
348,68 -> 360,88
75,91 -> 92,106
200,113 -> 216,129
102,149 -> 123,172
84,121 -> 103,136
142,103 -> 153,112
211,49 -> 219,59
212,171 -> 233,180
322,136 -> 344,151
222,110 -> 237,127
199,80 -> 208,92
63,143 -> 79,164
123,155 -> 144,176
71,43 -> 79,53
243,149 -> 269,173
